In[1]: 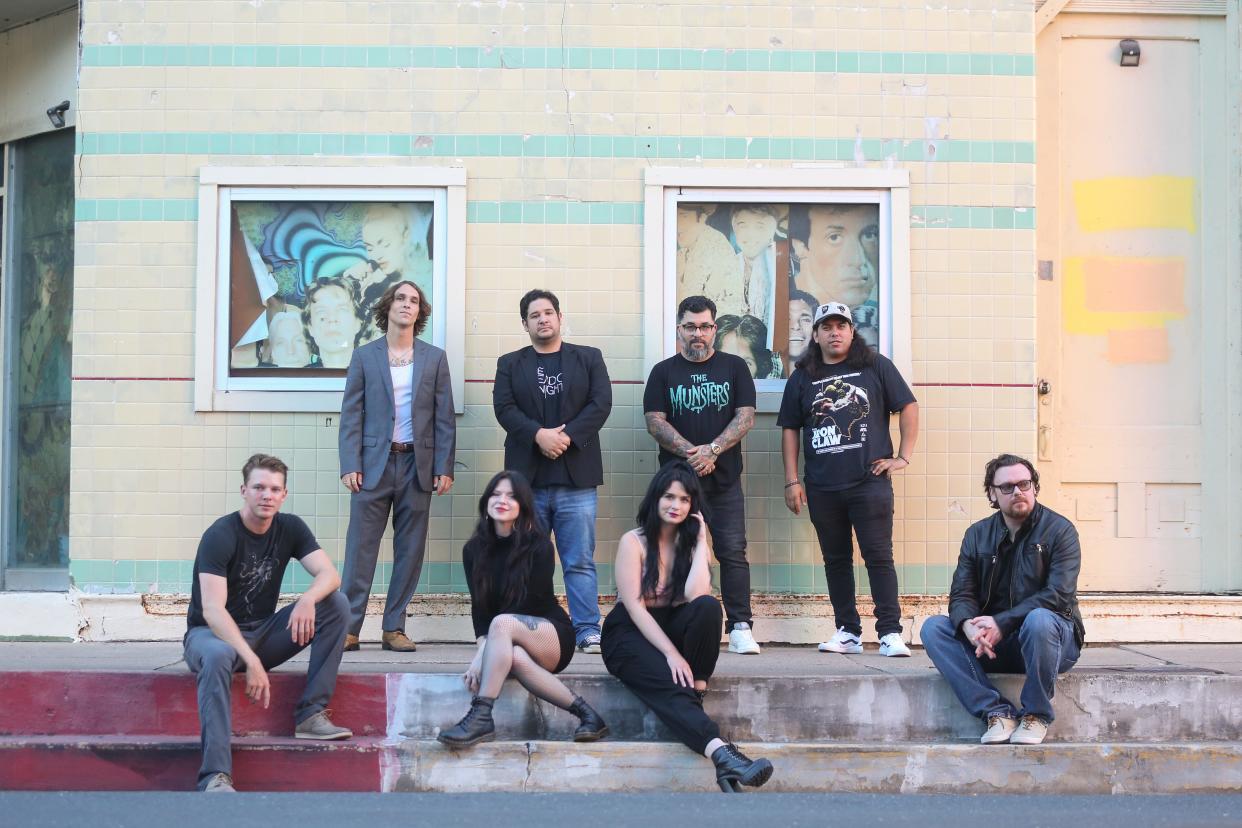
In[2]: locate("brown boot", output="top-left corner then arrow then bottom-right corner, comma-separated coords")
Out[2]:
382,630 -> 417,652
343,634 -> 360,652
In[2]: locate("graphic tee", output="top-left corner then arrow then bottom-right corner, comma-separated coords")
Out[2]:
187,512 -> 320,630
776,354 -> 916,491
533,350 -> 571,487
643,351 -> 757,490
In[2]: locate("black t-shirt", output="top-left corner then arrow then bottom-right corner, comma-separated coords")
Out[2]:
776,354 -> 916,491
643,351 -> 757,489
533,350 -> 571,487
186,512 -> 320,630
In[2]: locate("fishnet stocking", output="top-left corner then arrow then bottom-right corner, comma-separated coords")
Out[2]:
478,614 -> 575,708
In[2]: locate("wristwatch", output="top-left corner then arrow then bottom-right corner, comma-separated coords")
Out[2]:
709,442 -> 722,457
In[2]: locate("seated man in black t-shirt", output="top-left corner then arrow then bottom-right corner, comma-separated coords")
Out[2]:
184,453 -> 352,792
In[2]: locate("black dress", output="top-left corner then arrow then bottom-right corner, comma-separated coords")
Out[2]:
462,533 -> 575,673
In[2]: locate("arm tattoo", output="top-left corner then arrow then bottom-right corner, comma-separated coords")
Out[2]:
645,411 -> 695,458
713,406 -> 755,452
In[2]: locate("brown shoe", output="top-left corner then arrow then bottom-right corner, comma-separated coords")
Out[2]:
294,710 -> 352,741
343,634 -> 360,652
382,630 -> 417,652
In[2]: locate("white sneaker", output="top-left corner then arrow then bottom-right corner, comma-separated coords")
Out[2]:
980,714 -> 1018,744
818,627 -> 863,654
878,632 -> 911,657
1009,715 -> 1049,745
728,622 -> 761,655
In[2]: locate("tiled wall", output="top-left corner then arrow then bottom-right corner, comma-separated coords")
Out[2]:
70,0 -> 1037,596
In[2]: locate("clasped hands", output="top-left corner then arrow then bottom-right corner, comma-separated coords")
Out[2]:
686,444 -> 717,477
536,425 -> 572,459
962,615 -> 1002,659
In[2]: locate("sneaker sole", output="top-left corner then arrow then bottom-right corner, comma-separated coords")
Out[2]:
980,734 -> 1016,745
727,645 -> 761,654
437,731 -> 496,749
577,645 -> 602,654
879,648 -> 911,657
1009,736 -> 1046,745
295,731 -> 353,741
818,644 -> 863,654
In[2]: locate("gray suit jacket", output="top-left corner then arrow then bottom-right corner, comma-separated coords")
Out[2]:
338,337 -> 456,492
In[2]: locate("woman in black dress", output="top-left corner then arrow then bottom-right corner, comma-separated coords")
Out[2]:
601,460 -> 774,792
438,470 -> 608,747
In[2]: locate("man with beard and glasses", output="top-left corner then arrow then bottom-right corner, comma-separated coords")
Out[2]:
921,454 -> 1085,746
643,295 -> 759,655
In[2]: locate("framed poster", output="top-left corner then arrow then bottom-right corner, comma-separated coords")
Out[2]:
194,168 -> 466,412
643,169 -> 911,412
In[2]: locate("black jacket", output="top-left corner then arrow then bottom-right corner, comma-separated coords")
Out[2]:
492,343 -> 612,488
948,503 -> 1085,647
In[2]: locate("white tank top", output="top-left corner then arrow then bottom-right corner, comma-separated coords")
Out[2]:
391,364 -> 414,442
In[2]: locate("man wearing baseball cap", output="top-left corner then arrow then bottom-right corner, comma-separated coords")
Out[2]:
776,302 -> 919,657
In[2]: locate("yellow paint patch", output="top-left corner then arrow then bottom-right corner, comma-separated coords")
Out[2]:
1063,258 -> 1185,335
1107,328 -> 1170,364
1072,176 -> 1197,233
1082,257 -> 1185,314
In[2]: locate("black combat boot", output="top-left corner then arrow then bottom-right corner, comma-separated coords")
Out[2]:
710,742 -> 774,793
567,695 -> 609,742
437,696 -> 496,748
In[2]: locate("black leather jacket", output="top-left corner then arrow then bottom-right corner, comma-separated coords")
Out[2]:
948,503 -> 1085,647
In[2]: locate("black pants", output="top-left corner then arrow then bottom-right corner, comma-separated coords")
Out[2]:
806,474 -> 902,637
700,479 -> 751,632
601,596 -> 723,754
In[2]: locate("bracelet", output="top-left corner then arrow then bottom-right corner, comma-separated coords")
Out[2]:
784,480 -> 801,489
897,455 -> 910,464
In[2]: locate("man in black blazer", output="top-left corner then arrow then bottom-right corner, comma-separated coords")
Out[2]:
338,280 -> 455,653
493,289 -> 613,652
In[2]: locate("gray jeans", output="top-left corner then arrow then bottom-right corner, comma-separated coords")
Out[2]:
183,590 -> 349,789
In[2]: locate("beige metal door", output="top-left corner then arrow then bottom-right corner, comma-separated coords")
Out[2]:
1036,13 -> 1233,591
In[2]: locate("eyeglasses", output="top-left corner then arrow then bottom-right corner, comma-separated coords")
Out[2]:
679,323 -> 717,335
992,479 -> 1034,496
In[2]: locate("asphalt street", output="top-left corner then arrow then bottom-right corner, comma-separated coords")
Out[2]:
3,793 -> 1240,827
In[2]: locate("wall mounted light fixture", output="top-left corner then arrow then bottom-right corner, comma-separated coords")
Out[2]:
1119,39 -> 1140,68
46,100 -> 70,128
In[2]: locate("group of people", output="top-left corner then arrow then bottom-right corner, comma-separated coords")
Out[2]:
184,279 -> 1085,793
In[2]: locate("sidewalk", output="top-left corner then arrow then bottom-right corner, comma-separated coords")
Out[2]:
3,640 -> 1241,675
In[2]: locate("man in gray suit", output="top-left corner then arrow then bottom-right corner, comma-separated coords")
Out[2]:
339,280 -> 455,652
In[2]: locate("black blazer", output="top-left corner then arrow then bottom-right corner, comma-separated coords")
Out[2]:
492,343 -> 612,488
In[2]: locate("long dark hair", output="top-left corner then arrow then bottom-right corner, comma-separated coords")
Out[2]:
635,461 -> 703,600
465,470 -> 542,613
795,319 -> 875,379
372,279 -> 431,336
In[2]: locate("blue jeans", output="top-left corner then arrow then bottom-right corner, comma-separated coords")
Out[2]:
534,486 -> 600,641
922,609 -> 1080,724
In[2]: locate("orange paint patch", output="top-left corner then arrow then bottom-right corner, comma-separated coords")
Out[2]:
1083,258 -> 1185,314
1107,328 -> 1170,364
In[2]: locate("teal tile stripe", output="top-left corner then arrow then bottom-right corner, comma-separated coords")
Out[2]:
76,131 -> 1035,164
69,559 -> 956,597
74,198 -> 1034,229
81,43 -> 1034,77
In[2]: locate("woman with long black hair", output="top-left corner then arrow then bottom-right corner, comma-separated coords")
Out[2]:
601,460 -> 774,792
437,470 -> 608,747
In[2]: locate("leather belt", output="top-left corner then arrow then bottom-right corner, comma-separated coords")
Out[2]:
390,441 -> 415,453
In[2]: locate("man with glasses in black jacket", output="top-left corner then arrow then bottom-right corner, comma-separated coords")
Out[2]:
921,454 -> 1086,746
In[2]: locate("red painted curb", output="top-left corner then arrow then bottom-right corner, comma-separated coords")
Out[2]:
0,672 -> 387,738
0,736 -> 385,792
